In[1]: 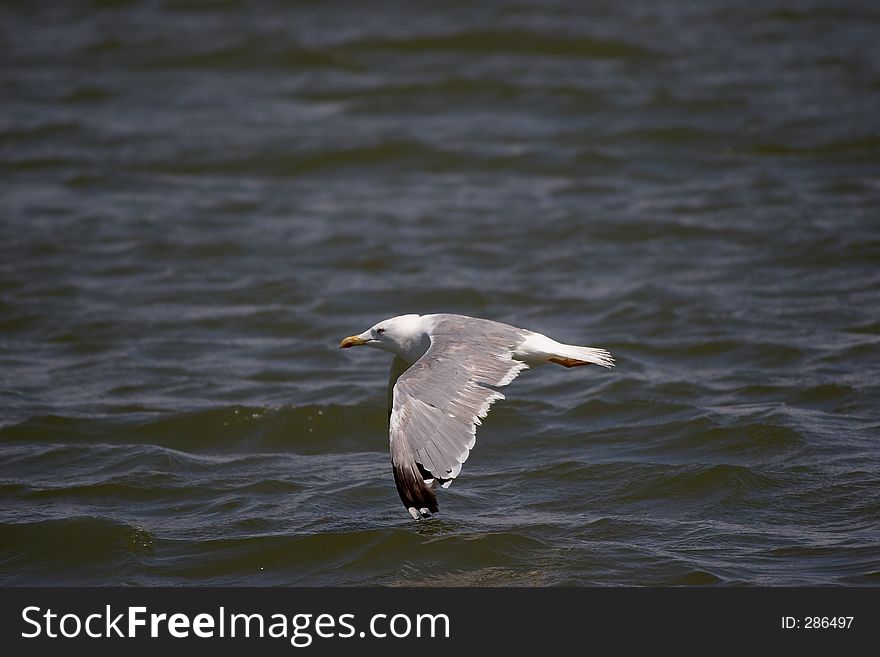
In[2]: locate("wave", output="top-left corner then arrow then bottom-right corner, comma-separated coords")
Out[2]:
0,404 -> 388,454
148,140 -> 466,177
351,28 -> 659,60
748,135 -> 880,160
0,516 -> 154,585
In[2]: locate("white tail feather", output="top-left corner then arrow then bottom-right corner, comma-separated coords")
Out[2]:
553,344 -> 615,369
515,333 -> 615,368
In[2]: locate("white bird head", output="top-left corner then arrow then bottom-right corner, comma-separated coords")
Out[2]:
339,314 -> 425,358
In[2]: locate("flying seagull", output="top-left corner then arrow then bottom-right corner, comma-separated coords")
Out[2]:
340,313 -> 614,520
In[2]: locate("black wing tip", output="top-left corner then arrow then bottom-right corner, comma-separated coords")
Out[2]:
416,462 -> 452,489
393,462 -> 439,515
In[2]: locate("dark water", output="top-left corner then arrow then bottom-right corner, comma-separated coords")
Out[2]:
1,0 -> 879,586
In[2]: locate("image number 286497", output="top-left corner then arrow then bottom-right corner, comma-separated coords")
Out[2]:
781,617 -> 854,630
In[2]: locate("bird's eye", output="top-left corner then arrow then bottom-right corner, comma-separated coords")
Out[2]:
376,328 -> 385,334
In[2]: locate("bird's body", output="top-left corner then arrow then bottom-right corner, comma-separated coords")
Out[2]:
340,313 -> 614,519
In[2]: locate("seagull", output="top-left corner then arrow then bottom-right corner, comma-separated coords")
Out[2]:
340,313 -> 614,520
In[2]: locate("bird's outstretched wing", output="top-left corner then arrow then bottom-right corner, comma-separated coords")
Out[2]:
388,315 -> 529,518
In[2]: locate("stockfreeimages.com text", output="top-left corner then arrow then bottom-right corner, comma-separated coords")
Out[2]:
21,605 -> 450,647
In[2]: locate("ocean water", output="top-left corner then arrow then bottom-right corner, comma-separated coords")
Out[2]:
1,0 -> 879,586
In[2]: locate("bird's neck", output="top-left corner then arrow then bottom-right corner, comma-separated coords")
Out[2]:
394,319 -> 432,365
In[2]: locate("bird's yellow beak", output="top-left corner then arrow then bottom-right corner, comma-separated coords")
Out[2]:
339,335 -> 369,348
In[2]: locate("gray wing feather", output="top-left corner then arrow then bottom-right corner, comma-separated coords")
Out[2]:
389,315 -> 529,487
